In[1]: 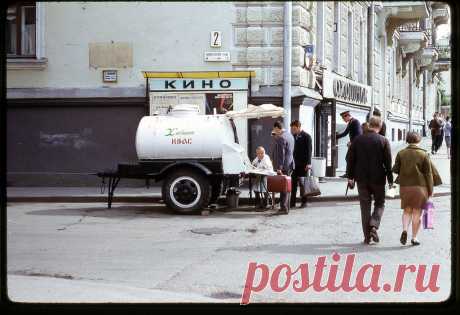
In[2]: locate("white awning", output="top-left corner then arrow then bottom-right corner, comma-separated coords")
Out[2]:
225,104 -> 285,119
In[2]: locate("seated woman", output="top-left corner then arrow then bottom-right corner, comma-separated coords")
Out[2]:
251,146 -> 273,210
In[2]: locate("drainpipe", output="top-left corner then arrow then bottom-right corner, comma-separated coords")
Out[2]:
283,1 -> 292,128
422,70 -> 427,136
367,3 -> 375,121
409,58 -> 413,131
381,32 -> 387,126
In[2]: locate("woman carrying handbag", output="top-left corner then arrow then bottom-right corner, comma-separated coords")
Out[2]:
392,132 -> 442,246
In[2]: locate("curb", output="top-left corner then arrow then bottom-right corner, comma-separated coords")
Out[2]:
7,191 -> 451,204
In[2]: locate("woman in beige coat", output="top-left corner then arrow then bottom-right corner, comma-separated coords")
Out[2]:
392,132 -> 441,246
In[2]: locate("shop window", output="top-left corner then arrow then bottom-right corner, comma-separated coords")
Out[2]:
392,128 -> 395,142
205,93 -> 233,115
6,2 -> 36,57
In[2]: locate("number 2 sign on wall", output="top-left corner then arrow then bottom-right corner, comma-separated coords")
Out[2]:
210,31 -> 222,48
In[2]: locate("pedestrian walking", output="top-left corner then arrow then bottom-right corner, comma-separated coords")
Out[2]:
251,146 -> 273,210
366,109 -> 386,137
270,121 -> 295,214
429,113 -> 443,154
444,116 -> 452,159
346,117 -> 393,244
438,114 -> 445,151
392,132 -> 442,246
289,120 -> 312,208
336,111 -> 362,178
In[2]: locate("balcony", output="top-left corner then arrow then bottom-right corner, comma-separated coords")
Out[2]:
398,22 -> 429,54
380,2 -> 430,46
416,47 -> 438,68
431,2 -> 449,10
432,60 -> 450,75
435,45 -> 451,61
433,8 -> 449,26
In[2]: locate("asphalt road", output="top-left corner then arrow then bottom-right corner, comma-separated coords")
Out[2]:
7,195 -> 452,304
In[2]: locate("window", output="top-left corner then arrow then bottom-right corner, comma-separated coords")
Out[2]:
333,2 -> 340,72
359,19 -> 364,83
316,2 -> 325,65
392,128 -> 395,142
205,93 -> 233,115
347,10 -> 353,78
403,129 -> 406,140
398,129 -> 402,141
6,2 -> 36,58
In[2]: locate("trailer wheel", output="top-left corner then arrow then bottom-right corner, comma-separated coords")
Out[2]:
163,169 -> 210,214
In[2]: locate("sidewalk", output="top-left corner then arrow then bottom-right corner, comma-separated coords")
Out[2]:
6,138 -> 451,204
8,275 -> 221,303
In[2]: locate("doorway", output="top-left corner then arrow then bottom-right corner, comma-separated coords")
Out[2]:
315,99 -> 337,177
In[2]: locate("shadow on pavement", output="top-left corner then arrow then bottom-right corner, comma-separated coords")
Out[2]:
25,205 -> 175,218
217,242 -> 415,255
24,205 -> 285,219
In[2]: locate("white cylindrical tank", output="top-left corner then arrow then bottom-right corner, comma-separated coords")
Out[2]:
136,105 -> 237,160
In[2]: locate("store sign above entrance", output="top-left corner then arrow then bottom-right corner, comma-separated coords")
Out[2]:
322,70 -> 372,107
148,78 -> 248,91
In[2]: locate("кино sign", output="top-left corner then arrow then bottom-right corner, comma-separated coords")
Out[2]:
149,78 -> 248,91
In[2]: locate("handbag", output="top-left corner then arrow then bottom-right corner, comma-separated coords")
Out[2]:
422,199 -> 434,229
299,171 -> 321,197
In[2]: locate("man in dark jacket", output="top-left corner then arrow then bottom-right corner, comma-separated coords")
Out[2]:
336,111 -> 362,178
366,109 -> 386,137
289,120 -> 312,208
429,113 -> 442,154
337,111 -> 363,143
346,116 -> 393,245
270,121 -> 295,214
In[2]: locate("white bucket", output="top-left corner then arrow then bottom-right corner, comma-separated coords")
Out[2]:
311,157 -> 326,177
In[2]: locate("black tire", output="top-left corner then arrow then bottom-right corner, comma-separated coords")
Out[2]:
162,168 -> 211,214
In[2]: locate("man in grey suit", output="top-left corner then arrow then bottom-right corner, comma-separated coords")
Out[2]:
270,121 -> 295,214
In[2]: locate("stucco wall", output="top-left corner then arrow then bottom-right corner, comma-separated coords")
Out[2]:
7,2 -> 235,89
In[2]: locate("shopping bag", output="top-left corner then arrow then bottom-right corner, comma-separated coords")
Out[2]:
422,199 -> 434,229
299,173 -> 321,197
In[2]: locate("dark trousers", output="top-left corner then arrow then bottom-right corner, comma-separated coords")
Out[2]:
431,134 -> 437,153
432,134 -> 443,152
254,192 -> 269,208
436,134 -> 443,151
357,182 -> 385,239
279,170 -> 293,211
290,173 -> 307,206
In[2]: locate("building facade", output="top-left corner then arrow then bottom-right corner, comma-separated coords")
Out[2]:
6,1 -> 451,185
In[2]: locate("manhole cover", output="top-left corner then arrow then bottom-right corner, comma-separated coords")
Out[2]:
190,228 -> 231,235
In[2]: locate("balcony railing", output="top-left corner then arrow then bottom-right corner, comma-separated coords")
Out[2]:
435,46 -> 450,60
398,22 -> 423,32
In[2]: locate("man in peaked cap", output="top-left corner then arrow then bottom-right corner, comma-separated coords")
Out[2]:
336,110 -> 362,178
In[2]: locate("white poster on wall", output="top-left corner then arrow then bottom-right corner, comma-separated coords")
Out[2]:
149,92 -> 206,115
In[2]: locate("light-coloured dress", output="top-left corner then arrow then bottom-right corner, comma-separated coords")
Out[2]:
251,155 -> 274,192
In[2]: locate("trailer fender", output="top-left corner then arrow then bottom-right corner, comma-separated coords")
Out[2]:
158,161 -> 213,179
